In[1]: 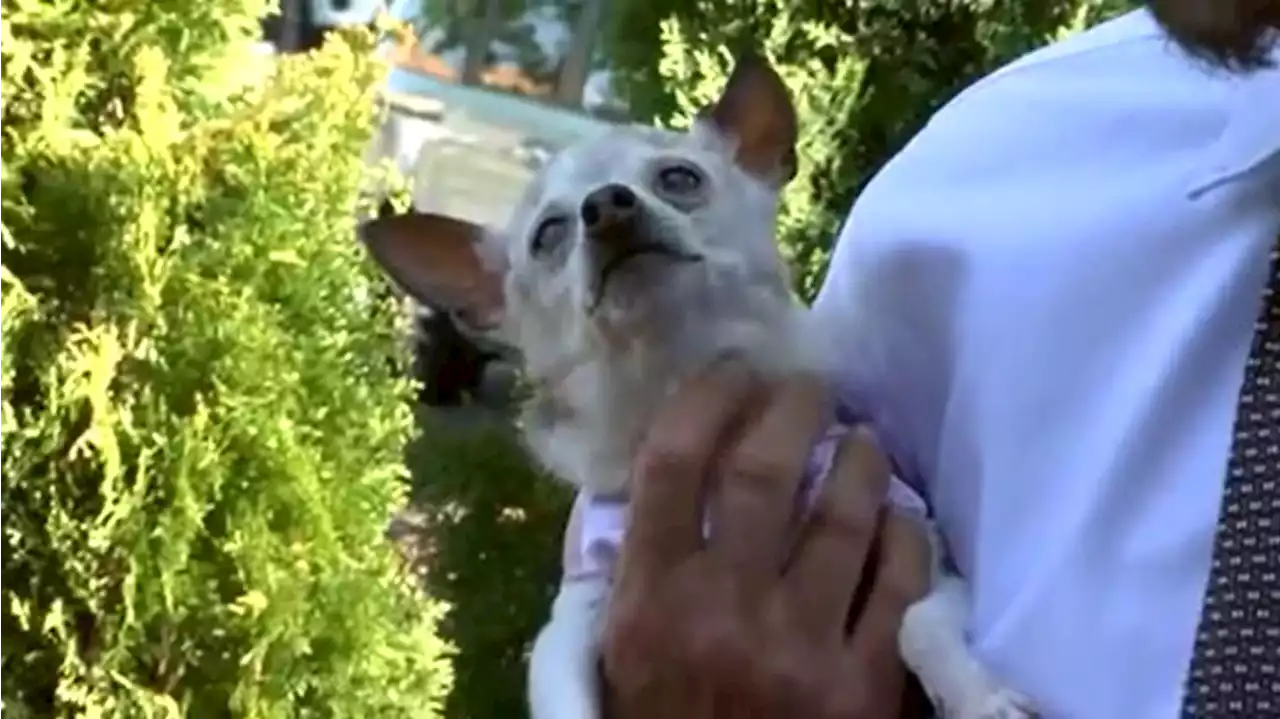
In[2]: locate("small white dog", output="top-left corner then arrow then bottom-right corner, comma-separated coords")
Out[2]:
359,52 -> 1037,719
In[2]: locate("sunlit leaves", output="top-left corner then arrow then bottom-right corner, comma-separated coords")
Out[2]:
1,3 -> 452,714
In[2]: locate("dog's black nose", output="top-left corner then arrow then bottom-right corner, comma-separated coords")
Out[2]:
580,184 -> 638,241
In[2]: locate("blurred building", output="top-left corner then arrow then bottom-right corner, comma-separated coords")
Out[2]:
355,0 -> 637,407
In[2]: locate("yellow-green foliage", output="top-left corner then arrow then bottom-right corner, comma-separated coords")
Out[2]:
1,1 -> 451,715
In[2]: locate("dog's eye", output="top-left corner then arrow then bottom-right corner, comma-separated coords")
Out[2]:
530,216 -> 570,256
656,164 -> 703,196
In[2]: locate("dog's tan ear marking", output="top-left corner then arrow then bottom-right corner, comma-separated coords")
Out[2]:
358,211 -> 505,330
703,50 -> 798,184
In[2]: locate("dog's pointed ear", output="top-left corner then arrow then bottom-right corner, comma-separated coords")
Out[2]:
700,50 -> 798,185
359,211 -> 506,330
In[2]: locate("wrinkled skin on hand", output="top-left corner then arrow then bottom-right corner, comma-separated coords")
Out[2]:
601,361 -> 933,718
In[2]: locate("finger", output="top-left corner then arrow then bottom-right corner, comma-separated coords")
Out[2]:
605,667 -> 713,719
822,647 -> 908,719
621,358 -> 761,582
783,427 -> 891,638
844,511 -> 932,663
708,374 -> 832,592
604,670 -> 705,719
602,592 -> 719,719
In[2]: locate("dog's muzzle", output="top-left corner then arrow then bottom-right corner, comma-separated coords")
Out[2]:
581,183 -> 641,246
581,183 -> 702,312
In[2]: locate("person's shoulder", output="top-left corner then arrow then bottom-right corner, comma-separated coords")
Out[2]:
941,10 -> 1176,115
989,9 -> 1168,80
919,8 -> 1279,191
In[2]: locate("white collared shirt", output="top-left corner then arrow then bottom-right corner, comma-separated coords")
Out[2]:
813,9 -> 1280,718
565,9 -> 1279,718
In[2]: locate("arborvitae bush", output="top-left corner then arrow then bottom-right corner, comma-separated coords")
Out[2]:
1,1 -> 451,715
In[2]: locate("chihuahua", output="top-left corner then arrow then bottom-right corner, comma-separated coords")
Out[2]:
358,52 -> 1037,719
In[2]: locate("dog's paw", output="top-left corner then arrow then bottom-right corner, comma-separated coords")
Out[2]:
953,686 -> 1038,719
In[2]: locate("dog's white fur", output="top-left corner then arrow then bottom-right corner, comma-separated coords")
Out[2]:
360,55 -> 1035,719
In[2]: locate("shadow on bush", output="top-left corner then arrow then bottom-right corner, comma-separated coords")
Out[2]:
401,404 -> 573,719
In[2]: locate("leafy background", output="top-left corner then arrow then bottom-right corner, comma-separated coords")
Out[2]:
2,1 -> 449,715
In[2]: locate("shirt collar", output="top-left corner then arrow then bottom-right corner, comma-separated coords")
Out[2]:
1188,58 -> 1280,197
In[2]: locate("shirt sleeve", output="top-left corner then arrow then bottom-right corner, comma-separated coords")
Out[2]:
807,210 -> 891,433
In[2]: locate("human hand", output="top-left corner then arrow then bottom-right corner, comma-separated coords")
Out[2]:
600,360 -> 932,718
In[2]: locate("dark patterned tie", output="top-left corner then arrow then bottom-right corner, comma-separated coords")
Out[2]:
1181,242 -> 1280,718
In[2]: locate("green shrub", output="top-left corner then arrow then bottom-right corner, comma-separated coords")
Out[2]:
0,1 -> 451,715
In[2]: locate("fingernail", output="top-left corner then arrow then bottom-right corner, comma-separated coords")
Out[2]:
852,424 -> 882,450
